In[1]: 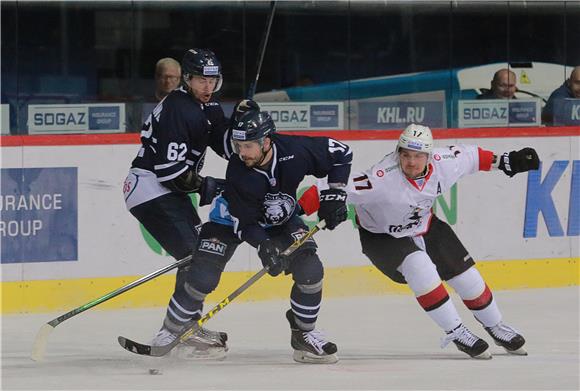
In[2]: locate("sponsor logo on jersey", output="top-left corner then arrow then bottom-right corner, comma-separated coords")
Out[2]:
388,202 -> 431,233
199,238 -> 227,256
291,228 -> 316,244
278,155 -> 295,162
434,152 -> 458,161
376,169 -> 384,177
262,192 -> 295,226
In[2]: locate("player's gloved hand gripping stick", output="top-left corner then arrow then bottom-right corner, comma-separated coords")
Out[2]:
118,219 -> 326,357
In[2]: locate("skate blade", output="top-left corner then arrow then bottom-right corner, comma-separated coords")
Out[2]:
472,349 -> 492,360
292,350 -> 339,364
173,345 -> 228,361
502,346 -> 528,356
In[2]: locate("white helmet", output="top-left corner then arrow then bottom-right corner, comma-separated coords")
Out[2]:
397,124 -> 433,154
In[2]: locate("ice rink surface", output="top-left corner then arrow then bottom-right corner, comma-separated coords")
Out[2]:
2,287 -> 578,390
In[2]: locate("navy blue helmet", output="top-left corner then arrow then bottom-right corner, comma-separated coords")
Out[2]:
181,48 -> 222,91
231,111 -> 276,142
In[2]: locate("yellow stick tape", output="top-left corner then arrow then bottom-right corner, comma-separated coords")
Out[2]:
1,258 -> 577,314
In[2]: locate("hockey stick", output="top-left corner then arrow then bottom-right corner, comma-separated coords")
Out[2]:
246,0 -> 277,99
30,254 -> 192,361
118,219 -> 326,357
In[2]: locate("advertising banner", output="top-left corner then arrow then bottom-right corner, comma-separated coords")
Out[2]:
358,101 -> 445,129
28,103 -> 126,134
260,102 -> 344,130
458,99 -> 541,128
1,167 -> 78,263
553,98 -> 580,126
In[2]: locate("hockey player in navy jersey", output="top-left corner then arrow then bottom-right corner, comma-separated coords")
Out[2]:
122,48 -> 255,355
345,124 -> 539,359
185,110 -> 352,363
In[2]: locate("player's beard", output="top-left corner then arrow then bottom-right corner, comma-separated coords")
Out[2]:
242,157 -> 259,168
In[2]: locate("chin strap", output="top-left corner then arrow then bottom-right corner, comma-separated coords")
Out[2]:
256,140 -> 273,167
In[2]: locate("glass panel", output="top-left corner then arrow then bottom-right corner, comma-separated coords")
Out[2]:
1,0 -> 578,134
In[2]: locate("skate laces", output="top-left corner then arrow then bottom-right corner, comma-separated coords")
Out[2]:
151,328 -> 178,346
302,329 -> 328,354
194,327 -> 221,342
489,322 -> 519,342
441,324 -> 479,348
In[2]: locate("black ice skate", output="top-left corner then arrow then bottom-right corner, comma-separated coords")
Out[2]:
441,323 -> 491,359
285,310 -> 338,364
485,322 -> 527,355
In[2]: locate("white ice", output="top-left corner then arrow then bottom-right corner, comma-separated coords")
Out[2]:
2,287 -> 579,390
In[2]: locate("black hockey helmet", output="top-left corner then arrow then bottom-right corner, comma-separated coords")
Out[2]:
231,110 -> 276,142
181,48 -> 223,92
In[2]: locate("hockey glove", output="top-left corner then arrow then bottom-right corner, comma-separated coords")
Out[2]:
163,169 -> 203,193
258,239 -> 288,277
198,176 -> 226,207
318,188 -> 348,230
498,147 -> 540,177
232,99 -> 260,124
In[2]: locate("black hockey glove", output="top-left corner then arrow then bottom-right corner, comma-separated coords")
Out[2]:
198,176 -> 226,207
318,188 -> 348,230
257,239 -> 289,277
498,147 -> 540,177
232,99 -> 260,124
164,169 -> 203,193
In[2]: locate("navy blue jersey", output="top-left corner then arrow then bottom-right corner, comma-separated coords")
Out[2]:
131,86 -> 233,184
225,134 -> 352,247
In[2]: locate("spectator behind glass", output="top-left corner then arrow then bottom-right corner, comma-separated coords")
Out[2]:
155,57 -> 181,102
542,66 -> 580,125
477,68 -> 517,100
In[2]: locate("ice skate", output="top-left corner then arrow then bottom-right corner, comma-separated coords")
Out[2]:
150,326 -> 179,347
485,322 -> 527,355
285,310 -> 338,364
441,323 -> 491,359
152,324 -> 228,360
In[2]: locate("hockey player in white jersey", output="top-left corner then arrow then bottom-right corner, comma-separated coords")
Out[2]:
345,124 -> 539,359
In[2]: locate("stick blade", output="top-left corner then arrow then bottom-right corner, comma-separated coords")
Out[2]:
31,323 -> 55,361
118,335 -> 177,357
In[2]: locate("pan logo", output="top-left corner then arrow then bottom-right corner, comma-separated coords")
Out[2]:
524,160 -> 579,237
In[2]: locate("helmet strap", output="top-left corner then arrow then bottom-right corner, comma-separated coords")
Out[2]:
256,137 -> 273,167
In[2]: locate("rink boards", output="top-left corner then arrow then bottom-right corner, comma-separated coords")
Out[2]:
1,127 -> 578,313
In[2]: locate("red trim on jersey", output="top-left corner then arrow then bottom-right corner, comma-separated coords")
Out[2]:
415,212 -> 434,236
405,163 -> 433,191
298,185 -> 320,216
463,284 -> 493,310
416,283 -> 449,310
478,148 -> 494,171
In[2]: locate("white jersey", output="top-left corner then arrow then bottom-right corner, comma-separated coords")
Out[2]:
345,145 -> 482,237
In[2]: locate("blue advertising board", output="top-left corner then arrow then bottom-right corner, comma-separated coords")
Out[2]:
553,98 -> 580,126
357,101 -> 445,129
261,102 -> 344,130
458,99 -> 541,128
28,103 -> 125,134
1,167 -> 78,263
